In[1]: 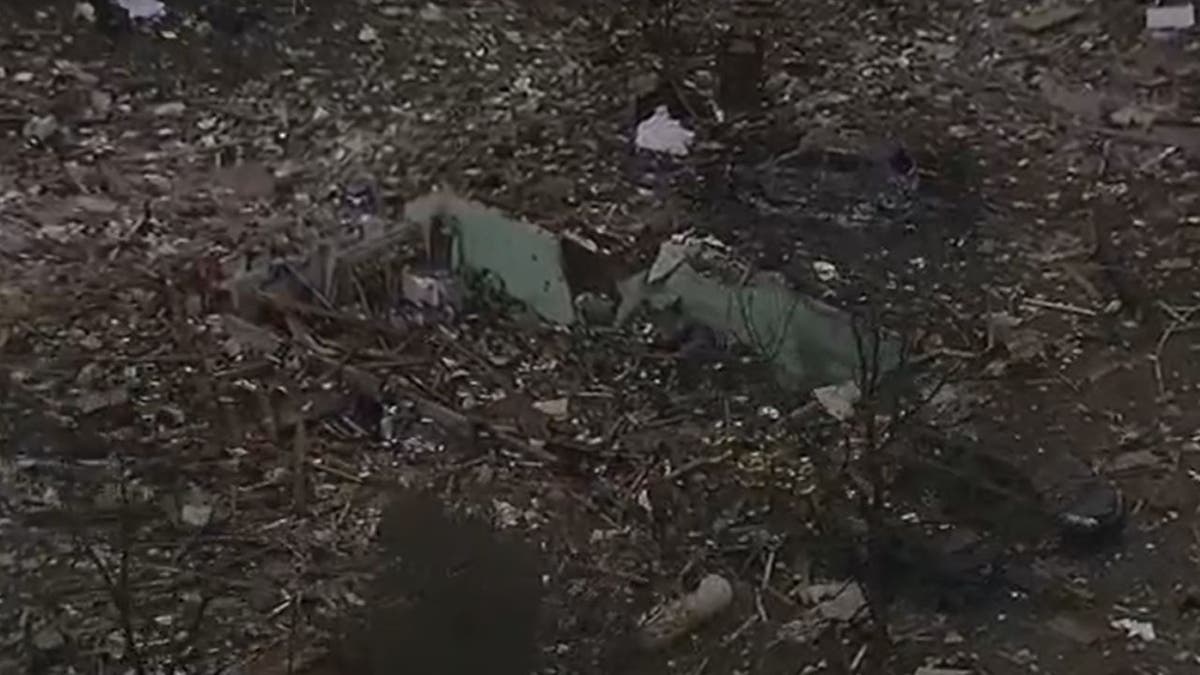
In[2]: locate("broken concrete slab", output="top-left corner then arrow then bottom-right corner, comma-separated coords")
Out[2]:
405,192 -> 577,325
617,238 -> 899,389
227,191 -> 895,391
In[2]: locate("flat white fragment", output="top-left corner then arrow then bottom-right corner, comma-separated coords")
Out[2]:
74,2 -> 96,22
1111,617 -> 1156,641
1146,4 -> 1195,30
116,0 -> 165,20
635,106 -> 694,156
812,380 -> 860,421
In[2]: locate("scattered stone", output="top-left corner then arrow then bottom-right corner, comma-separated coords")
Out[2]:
1112,617 -> 1156,641
532,398 -> 569,419
152,101 -> 186,117
23,114 -> 59,142
638,574 -> 734,649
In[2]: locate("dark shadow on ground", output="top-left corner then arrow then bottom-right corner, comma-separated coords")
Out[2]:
324,490 -> 544,675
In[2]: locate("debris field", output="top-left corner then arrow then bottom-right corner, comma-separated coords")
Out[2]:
2,1 -> 1200,674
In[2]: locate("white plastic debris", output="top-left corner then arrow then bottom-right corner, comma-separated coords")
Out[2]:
812,380 -> 860,421
638,574 -> 734,649
1146,4 -> 1195,31
758,405 -> 781,420
635,105 -> 694,156
358,24 -> 379,42
1111,617 -> 1156,641
116,0 -> 165,20
73,2 -> 96,22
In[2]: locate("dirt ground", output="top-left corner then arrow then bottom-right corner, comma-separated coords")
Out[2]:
2,1 -> 1199,674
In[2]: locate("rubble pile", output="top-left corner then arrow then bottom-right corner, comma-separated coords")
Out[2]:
2,1 -> 1198,674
